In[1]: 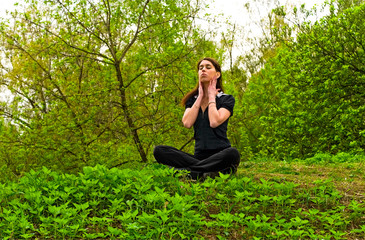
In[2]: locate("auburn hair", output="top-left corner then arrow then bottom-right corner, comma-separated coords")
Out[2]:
181,57 -> 224,106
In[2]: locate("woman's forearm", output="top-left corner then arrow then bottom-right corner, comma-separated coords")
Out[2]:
208,101 -> 230,128
182,98 -> 201,128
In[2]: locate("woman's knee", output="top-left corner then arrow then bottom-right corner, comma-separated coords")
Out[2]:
153,145 -> 176,164
228,147 -> 241,165
153,145 -> 165,163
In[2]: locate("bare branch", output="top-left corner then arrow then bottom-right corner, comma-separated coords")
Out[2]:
23,13 -> 113,65
125,35 -> 205,89
118,0 -> 151,62
179,136 -> 194,151
55,0 -> 112,50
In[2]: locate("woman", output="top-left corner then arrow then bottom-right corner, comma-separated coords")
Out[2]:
153,57 -> 240,180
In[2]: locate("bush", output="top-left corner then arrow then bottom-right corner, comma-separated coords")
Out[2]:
1,164 -> 364,239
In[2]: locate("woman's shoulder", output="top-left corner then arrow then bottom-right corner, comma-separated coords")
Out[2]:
188,94 -> 198,101
217,92 -> 234,100
185,94 -> 198,108
217,92 -> 235,113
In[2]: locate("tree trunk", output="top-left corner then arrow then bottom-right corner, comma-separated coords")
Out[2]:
115,62 -> 148,162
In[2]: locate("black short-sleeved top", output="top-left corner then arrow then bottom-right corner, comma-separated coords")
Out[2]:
185,92 -> 235,155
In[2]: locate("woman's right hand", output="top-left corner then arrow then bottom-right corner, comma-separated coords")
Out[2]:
182,80 -> 203,129
198,79 -> 204,99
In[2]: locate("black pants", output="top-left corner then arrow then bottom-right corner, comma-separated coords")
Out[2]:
153,145 -> 240,176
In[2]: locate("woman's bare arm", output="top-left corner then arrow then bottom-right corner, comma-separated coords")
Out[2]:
182,97 -> 202,128
207,77 -> 231,128
207,105 -> 231,128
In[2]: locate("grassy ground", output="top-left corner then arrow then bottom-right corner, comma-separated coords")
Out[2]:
1,154 -> 364,239
238,157 -> 365,206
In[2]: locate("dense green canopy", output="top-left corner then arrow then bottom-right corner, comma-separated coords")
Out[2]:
238,2 -> 365,159
0,0 -> 222,177
0,0 -> 364,179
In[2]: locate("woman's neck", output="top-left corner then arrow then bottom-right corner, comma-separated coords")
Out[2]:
202,86 -> 209,101
202,82 -> 209,95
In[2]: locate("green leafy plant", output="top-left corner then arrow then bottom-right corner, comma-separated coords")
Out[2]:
1,152 -> 365,239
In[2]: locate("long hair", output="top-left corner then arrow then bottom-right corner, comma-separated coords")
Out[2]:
181,57 -> 224,106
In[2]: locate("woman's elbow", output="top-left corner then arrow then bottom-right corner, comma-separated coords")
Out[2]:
209,121 -> 220,128
182,121 -> 193,129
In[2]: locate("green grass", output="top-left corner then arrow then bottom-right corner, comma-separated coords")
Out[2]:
0,153 -> 364,239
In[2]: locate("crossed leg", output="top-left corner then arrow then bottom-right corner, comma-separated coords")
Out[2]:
153,145 -> 240,177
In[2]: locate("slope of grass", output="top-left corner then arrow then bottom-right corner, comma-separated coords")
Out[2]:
0,153 -> 364,239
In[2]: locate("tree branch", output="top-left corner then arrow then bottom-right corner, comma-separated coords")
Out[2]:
118,0 -> 151,62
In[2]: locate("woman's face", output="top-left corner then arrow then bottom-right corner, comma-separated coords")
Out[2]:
198,60 -> 220,83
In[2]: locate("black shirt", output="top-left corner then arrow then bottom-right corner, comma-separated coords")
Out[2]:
185,92 -> 235,157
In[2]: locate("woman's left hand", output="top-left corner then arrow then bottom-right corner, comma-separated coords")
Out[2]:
208,76 -> 220,100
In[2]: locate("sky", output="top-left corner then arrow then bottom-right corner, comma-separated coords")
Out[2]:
0,0 -> 327,99
0,0 -> 17,17
0,0 -> 328,59
0,0 -> 328,26
198,0 -> 328,62
207,0 -> 325,23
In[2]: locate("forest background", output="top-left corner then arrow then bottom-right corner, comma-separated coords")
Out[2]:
0,0 -> 364,181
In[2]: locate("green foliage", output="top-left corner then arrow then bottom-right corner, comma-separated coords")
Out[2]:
0,163 -> 364,239
303,152 -> 365,165
239,2 -> 365,159
0,0 -> 223,173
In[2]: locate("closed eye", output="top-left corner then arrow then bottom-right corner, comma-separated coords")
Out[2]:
199,64 -> 213,70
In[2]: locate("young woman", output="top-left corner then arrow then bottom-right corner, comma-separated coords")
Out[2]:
153,57 -> 240,179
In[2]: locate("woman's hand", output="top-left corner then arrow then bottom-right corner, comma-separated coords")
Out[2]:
182,79 -> 203,129
208,76 -> 220,101
198,78 -> 204,98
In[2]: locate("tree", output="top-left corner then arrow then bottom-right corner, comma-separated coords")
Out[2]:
240,2 -> 365,159
0,0 -> 221,173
